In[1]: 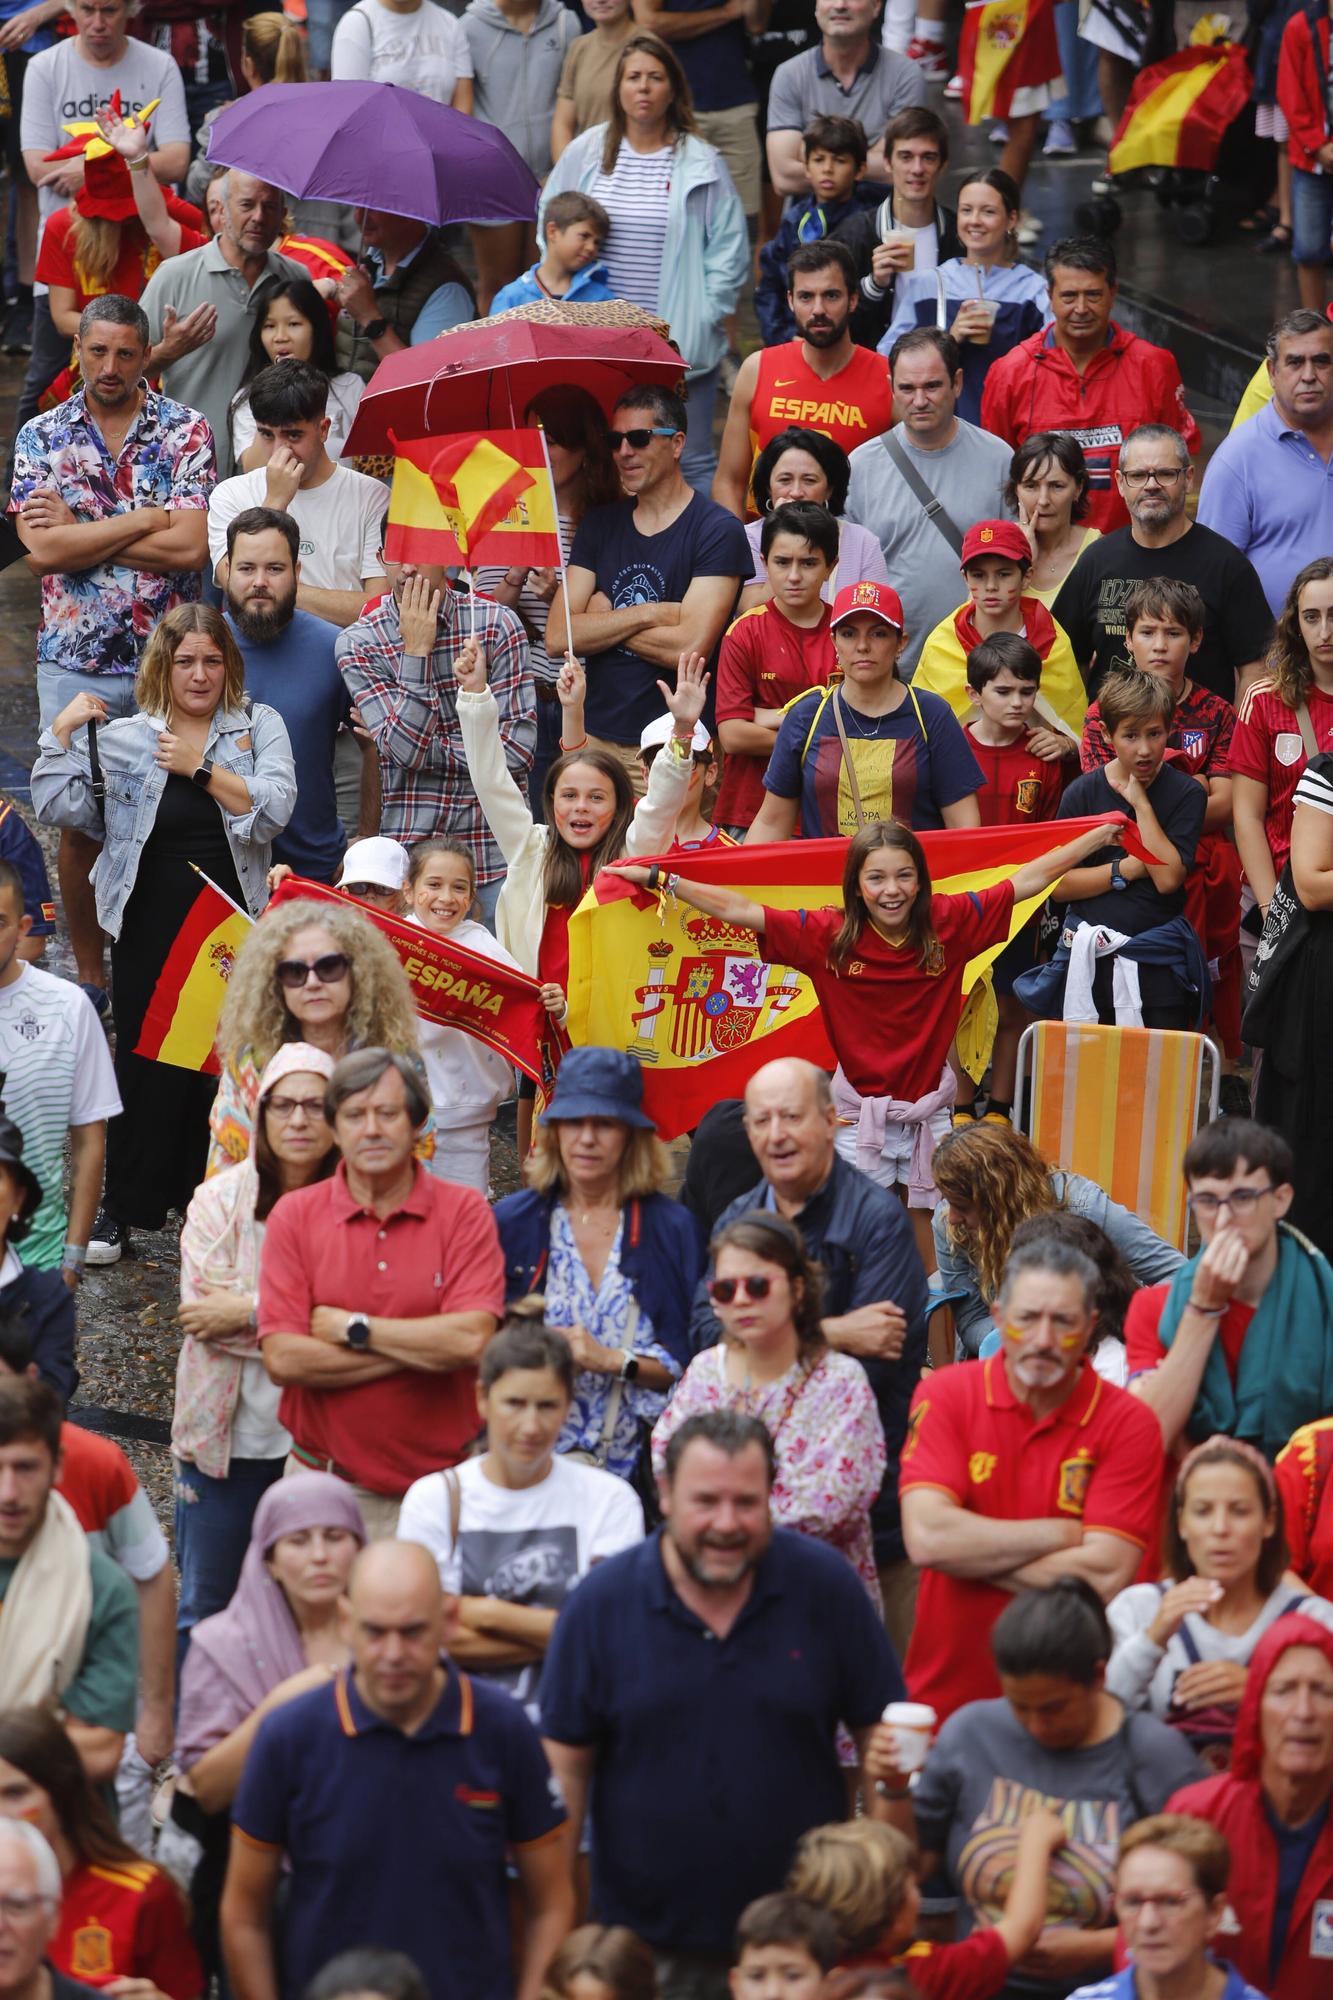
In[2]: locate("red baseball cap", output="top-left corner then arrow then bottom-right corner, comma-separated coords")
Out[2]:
830,580 -> 905,632
960,519 -> 1031,569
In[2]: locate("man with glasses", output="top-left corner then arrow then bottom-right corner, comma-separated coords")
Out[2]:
1199,308 -> 1333,616
1125,1117 -> 1333,1461
0,1819 -> 101,2000
981,236 -> 1199,535
258,1048 -> 504,1539
547,386 -> 749,794
1054,424 -> 1273,702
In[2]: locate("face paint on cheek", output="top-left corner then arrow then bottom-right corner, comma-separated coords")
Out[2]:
1058,1330 -> 1084,1349
1001,1323 -> 1026,1342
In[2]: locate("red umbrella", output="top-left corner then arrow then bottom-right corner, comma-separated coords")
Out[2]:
343,307 -> 688,458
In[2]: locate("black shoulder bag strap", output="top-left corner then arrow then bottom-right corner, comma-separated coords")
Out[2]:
882,430 -> 965,555
86,719 -> 105,818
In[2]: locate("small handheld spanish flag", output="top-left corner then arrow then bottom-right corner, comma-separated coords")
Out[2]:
134,870 -> 252,1074
385,428 -> 561,569
957,0 -> 1062,126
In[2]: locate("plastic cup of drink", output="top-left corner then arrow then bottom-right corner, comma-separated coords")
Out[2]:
883,230 -> 915,269
969,299 -> 1000,343
882,1700 -> 938,1771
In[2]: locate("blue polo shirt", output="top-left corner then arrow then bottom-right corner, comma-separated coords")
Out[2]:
233,1665 -> 566,2000
540,1526 -> 903,1954
1197,396 -> 1333,615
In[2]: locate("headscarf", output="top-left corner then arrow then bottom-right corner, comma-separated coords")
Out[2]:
250,1041 -> 336,1162
180,1474 -> 366,1727
1229,1611 -> 1333,1782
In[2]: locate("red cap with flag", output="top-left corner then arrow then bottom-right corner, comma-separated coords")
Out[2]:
960,519 -> 1032,569
830,580 -> 905,632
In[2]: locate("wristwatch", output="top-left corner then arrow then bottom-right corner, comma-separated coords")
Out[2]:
361,316 -> 389,341
1109,859 -> 1127,891
345,1313 -> 372,1351
619,1351 -> 640,1382
191,760 -> 213,789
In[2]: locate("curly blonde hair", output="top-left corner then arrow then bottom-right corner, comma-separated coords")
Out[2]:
524,1120 -> 669,1203
931,1122 -> 1061,1305
217,898 -> 422,1075
135,605 -> 246,721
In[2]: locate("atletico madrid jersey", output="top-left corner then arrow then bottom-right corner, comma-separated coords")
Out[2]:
900,1356 -> 1164,1720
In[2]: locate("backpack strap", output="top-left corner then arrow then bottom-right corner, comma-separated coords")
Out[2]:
799,685 -> 839,766
1295,701 -> 1320,762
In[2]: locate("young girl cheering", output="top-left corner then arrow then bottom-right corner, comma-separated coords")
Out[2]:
622,815 -> 1112,1264
456,640 -> 707,1150
406,839 -> 522,1195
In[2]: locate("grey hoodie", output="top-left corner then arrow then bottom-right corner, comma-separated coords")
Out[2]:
462,0 -> 579,178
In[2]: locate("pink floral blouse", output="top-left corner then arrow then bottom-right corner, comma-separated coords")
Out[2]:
651,1345 -> 886,1602
173,1158 -> 267,1479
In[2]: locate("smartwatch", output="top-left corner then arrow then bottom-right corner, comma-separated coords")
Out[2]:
619,1351 -> 640,1382
191,760 -> 213,789
345,1313 -> 372,1352
1109,860 -> 1127,891
361,316 -> 389,341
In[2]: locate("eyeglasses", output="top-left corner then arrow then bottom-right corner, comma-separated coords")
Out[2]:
275,953 -> 351,991
1185,1184 -> 1274,1217
266,1094 -> 327,1122
1118,1892 -> 1201,1917
708,1275 -> 775,1304
608,426 -> 679,451
1120,466 -> 1186,488
0,1896 -> 55,1926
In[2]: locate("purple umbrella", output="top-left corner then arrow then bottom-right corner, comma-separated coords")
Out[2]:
204,81 -> 539,229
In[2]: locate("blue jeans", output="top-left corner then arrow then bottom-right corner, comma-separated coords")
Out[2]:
174,1455 -> 286,1675
529,696 -> 562,817
682,366 -> 722,496
1292,168 -> 1333,265
1048,1 -> 1103,122
474,876 -> 503,928
37,661 -> 139,733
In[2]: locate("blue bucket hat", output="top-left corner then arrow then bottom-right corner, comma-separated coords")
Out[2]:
538,1046 -> 655,1129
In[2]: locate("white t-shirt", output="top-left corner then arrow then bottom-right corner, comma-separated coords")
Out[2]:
208,463 -> 390,590
0,966 -> 121,1272
416,918 -> 520,1131
19,38 -> 190,241
895,217 -> 940,275
230,373 -> 366,465
332,0 -> 473,103
398,1452 -> 644,1713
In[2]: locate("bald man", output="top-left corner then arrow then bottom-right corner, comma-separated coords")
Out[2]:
686,1057 -> 930,1652
222,1542 -> 571,2000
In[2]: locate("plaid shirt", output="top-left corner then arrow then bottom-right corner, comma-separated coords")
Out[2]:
12,383 -> 215,675
336,588 -> 536,884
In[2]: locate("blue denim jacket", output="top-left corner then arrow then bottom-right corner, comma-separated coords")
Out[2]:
32,704 -> 296,941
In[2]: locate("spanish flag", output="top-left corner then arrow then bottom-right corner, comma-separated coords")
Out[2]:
566,817 -> 1132,1138
958,0 -> 1062,124
913,598 -> 1087,742
134,872 -> 252,1075
385,428 -> 561,569
47,90 -> 160,160
1108,37 -> 1252,176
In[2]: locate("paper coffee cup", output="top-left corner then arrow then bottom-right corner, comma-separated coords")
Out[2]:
882,1700 -> 937,1771
883,230 -> 915,269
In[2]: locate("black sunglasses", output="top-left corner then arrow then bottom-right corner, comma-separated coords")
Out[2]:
275,952 -> 351,991
609,425 -> 679,451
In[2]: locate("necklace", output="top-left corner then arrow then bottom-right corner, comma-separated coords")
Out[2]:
837,689 -> 890,738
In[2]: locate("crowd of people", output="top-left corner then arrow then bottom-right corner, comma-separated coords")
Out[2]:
1,3 -> 1333,2000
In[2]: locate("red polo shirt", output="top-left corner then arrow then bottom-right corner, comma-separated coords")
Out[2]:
258,1163 -> 504,1496
899,1355 -> 1164,1719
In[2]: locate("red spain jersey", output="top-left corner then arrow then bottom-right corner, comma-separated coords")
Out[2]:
56,1859 -> 202,1997
750,342 -> 894,472
845,1929 -> 1010,2000
965,727 -> 1066,825
715,599 -> 837,828
900,1356 -> 1165,1719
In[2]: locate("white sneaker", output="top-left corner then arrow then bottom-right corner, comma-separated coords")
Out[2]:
1043,119 -> 1077,157
905,36 -> 950,81
1017,209 -> 1044,246
944,71 -> 964,99
989,121 -> 1008,145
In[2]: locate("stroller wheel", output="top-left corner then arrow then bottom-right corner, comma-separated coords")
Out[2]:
1074,195 -> 1122,237
1175,202 -> 1213,245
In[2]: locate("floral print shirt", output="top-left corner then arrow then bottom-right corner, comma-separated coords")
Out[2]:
544,1205 -> 681,1480
12,384 -> 215,675
652,1344 -> 887,1601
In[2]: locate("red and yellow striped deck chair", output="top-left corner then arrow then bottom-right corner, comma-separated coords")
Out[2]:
1014,1023 -> 1222,1250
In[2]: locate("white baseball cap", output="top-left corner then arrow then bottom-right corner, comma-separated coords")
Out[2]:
340,837 -> 409,891
639,713 -> 712,754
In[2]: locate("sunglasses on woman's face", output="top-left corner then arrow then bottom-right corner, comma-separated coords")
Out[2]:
708,1274 -> 774,1304
275,952 -> 351,991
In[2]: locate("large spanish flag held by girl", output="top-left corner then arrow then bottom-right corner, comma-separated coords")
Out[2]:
1107,36 -> 1252,176
565,817 -> 1136,1138
958,0 -> 1063,124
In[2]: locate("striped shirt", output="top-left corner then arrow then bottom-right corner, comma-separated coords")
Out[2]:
476,512 -> 576,685
590,141 -> 673,311
0,964 -> 121,1271
1295,753 -> 1333,818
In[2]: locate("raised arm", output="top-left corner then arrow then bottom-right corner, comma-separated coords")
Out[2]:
614,863 -> 766,935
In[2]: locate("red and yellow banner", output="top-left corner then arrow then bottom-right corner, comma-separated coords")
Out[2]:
270,877 -> 567,1099
134,874 -> 252,1075
385,428 -> 560,569
958,0 -> 1061,124
566,817 -> 1137,1139
1108,40 -> 1252,176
